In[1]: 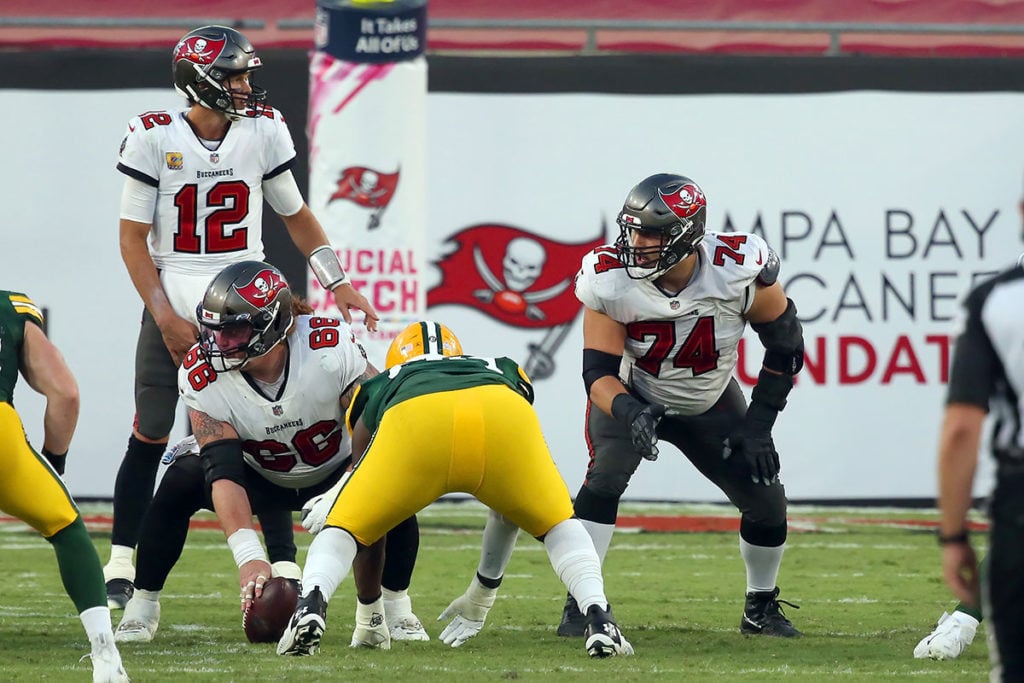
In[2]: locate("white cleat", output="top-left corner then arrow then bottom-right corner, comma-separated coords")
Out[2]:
350,597 -> 391,649
88,633 -> 130,683
384,592 -> 429,642
913,610 -> 979,660
114,596 -> 160,643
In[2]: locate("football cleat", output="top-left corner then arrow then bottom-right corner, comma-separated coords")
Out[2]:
350,597 -> 391,649
557,592 -> 587,638
114,596 -> 161,643
583,604 -> 634,658
913,610 -> 978,660
88,632 -> 130,683
388,615 -> 429,642
106,579 -> 135,611
741,587 -> 803,637
383,592 -> 429,642
277,587 -> 328,656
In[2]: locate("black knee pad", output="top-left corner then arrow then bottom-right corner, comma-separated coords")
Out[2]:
150,455 -> 207,518
573,486 -> 620,524
740,517 -> 788,547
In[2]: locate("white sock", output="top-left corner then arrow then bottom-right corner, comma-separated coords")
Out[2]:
80,606 -> 114,641
301,527 -> 357,602
739,536 -> 785,593
545,519 -> 607,613
579,520 -> 615,565
104,545 -> 135,582
382,587 -> 406,602
951,610 -> 980,628
134,588 -> 161,602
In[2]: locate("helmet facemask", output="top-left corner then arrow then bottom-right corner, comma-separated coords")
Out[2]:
198,300 -> 289,372
183,64 -> 267,121
616,214 -> 703,280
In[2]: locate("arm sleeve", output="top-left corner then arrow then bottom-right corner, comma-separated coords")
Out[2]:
119,176 -> 158,223
263,170 -> 305,217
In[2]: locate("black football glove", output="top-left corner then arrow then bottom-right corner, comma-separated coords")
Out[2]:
42,448 -> 67,476
724,402 -> 779,486
611,394 -> 666,461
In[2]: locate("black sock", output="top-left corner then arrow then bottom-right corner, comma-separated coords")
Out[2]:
382,515 -> 419,592
111,435 -> 166,547
258,509 -> 297,564
134,456 -> 205,591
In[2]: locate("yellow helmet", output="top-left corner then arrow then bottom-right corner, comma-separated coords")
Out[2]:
385,321 -> 464,369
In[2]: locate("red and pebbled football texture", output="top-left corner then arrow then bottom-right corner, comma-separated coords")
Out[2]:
243,576 -> 300,643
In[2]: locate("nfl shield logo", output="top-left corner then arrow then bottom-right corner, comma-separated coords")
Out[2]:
272,405 -> 283,416
210,152 -> 220,164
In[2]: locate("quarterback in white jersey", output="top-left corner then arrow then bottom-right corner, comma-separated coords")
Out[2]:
117,104 -> 294,311
557,173 -> 807,641
106,24 -> 377,611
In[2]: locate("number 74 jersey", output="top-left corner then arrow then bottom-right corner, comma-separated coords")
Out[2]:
574,231 -> 771,416
116,107 -> 296,276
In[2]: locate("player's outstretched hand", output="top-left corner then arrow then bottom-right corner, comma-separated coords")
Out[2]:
330,283 -> 380,332
300,473 -> 348,535
437,576 -> 498,647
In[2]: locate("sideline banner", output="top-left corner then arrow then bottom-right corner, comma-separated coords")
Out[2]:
1,87 -> 1018,501
308,0 -> 428,366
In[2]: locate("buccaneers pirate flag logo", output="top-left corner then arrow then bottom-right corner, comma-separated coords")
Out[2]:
329,166 -> 399,230
429,224 -> 605,380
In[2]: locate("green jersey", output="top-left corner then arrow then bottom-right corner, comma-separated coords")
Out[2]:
0,291 -> 45,405
349,355 -> 534,433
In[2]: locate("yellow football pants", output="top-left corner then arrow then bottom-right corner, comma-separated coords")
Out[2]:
327,384 -> 574,544
0,403 -> 79,537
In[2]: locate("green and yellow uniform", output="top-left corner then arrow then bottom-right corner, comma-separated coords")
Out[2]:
330,355 -> 574,544
0,291 -> 105,612
0,291 -> 80,537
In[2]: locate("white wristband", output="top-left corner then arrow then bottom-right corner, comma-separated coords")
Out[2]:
227,528 -> 267,568
309,245 -> 351,289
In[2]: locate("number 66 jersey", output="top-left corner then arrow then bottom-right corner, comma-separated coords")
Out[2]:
178,315 -> 367,489
575,231 -> 771,416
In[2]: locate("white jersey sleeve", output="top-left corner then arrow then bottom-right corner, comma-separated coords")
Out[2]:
259,108 -> 298,180
117,113 -> 163,188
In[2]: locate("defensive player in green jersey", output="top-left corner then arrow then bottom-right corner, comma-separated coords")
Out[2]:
0,291 -> 129,682
279,321 -> 633,659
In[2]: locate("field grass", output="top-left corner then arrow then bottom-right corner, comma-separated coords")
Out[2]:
0,501 -> 991,682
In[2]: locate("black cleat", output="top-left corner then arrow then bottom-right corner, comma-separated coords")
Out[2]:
583,604 -> 634,658
277,586 -> 328,656
557,592 -> 587,637
106,578 -> 135,611
740,587 -> 802,637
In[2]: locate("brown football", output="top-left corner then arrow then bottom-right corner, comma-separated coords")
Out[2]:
243,576 -> 300,643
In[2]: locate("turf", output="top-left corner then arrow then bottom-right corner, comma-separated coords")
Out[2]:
0,501 -> 990,682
